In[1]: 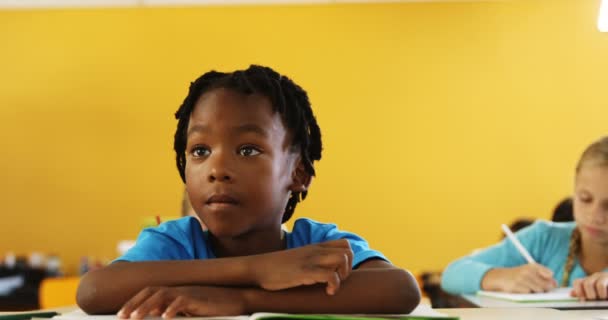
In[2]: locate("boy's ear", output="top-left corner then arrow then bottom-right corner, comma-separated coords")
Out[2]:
289,161 -> 311,192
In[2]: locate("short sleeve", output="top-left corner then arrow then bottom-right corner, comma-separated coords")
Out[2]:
115,217 -> 206,262
289,218 -> 389,268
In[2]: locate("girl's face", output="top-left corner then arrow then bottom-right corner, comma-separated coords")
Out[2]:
573,164 -> 608,244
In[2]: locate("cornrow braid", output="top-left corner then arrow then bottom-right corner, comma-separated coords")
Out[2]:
561,227 -> 581,287
173,65 -> 322,223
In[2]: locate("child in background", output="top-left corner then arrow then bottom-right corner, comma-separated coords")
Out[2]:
503,218 -> 534,237
441,136 -> 608,300
552,197 -> 574,222
76,65 -> 420,317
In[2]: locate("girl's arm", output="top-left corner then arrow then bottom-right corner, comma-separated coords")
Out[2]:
440,221 -> 553,294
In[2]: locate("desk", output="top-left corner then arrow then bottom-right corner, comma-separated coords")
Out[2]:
4,306 -> 607,320
563,309 -> 608,319
438,307 -> 576,320
461,294 -> 608,310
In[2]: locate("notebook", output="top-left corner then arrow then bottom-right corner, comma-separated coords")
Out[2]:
0,311 -> 58,320
49,305 -> 457,320
477,287 -> 578,303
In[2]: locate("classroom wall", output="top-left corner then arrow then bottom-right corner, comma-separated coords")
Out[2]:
1,0 -> 607,276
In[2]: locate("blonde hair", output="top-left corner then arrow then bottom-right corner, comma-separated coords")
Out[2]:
575,136 -> 608,173
562,136 -> 608,286
561,227 -> 581,286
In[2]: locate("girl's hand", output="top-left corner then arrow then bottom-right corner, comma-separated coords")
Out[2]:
481,264 -> 557,293
250,239 -> 354,295
571,272 -> 608,300
117,286 -> 247,319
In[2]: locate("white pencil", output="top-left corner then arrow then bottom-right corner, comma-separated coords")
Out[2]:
501,224 -> 537,264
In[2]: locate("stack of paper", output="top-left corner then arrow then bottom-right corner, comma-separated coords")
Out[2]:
477,287 -> 577,303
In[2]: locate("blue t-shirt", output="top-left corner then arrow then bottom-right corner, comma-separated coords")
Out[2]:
117,217 -> 387,268
441,220 -> 599,294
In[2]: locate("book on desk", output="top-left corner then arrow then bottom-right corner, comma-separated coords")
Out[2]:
476,287 -> 577,303
0,307 -> 457,320
0,304 -> 458,320
458,287 -> 608,310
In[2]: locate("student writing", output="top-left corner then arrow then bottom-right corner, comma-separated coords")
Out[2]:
441,136 -> 608,301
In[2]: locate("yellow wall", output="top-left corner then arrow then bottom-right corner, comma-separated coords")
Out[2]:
1,0 -> 607,276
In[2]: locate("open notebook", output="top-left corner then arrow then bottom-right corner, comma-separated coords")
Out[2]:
44,306 -> 457,320
477,287 -> 578,303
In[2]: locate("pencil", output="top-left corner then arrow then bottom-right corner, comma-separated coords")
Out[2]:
501,223 -> 536,264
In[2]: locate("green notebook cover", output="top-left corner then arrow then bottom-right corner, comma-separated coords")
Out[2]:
0,311 -> 59,320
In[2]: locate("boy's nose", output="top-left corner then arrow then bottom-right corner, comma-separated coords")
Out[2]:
208,170 -> 232,183
207,152 -> 234,183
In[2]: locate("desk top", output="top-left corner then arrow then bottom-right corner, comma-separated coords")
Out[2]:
461,294 -> 608,310
562,309 -> 608,319
438,307 -> 577,320
3,305 -> 606,320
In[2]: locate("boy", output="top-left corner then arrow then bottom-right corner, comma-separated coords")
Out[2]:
77,65 -> 420,317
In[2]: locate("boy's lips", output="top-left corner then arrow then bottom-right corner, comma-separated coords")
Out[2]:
206,194 -> 239,206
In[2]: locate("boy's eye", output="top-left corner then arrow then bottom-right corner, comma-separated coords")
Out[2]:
238,146 -> 261,157
192,146 -> 211,157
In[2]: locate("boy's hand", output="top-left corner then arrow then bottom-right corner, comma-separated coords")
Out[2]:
250,239 -> 354,295
481,264 -> 557,293
117,286 -> 246,319
571,272 -> 608,300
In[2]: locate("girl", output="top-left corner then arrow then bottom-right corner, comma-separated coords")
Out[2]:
441,136 -> 608,301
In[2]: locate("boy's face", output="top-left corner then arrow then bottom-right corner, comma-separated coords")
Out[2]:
184,88 -> 303,238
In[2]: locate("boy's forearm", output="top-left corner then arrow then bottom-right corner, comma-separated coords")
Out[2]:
77,258 -> 254,314
242,268 -> 420,314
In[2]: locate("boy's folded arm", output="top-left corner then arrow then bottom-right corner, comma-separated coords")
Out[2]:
78,256 -> 420,315
242,263 -> 421,314
77,257 -> 257,314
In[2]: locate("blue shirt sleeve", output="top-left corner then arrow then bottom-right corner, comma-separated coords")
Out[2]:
441,220 -> 550,294
290,218 -> 389,268
116,217 -> 205,262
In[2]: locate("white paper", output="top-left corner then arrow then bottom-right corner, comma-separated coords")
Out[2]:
477,287 -> 577,302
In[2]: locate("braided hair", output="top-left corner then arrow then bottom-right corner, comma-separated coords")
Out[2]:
173,65 -> 322,223
561,227 -> 581,286
562,136 -> 608,285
